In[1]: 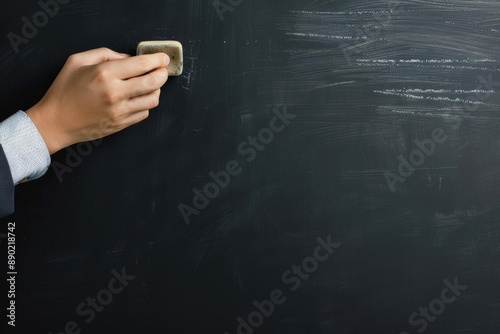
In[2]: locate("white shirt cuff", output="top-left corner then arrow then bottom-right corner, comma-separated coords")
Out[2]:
0,111 -> 51,184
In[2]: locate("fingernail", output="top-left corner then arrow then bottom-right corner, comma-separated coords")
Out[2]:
163,54 -> 170,66
120,53 -> 130,57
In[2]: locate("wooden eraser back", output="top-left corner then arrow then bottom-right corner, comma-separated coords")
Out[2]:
137,41 -> 183,76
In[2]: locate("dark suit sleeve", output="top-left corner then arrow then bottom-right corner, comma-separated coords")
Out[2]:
0,144 -> 14,218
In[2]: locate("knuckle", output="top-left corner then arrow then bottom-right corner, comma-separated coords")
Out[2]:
149,95 -> 160,107
141,110 -> 150,121
160,68 -> 169,81
94,67 -> 110,83
145,75 -> 158,89
98,47 -> 112,55
102,90 -> 121,105
66,54 -> 78,65
145,71 -> 168,90
111,122 -> 123,131
100,118 -> 114,131
107,110 -> 123,124
136,56 -> 151,71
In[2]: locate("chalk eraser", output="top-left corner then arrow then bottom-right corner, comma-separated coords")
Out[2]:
137,41 -> 183,76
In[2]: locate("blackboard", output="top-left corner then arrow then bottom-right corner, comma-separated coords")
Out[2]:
2,0 -> 500,333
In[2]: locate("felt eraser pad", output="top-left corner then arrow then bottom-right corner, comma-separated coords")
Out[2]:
137,41 -> 183,76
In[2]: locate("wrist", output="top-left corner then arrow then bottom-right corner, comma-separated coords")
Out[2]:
26,103 -> 69,155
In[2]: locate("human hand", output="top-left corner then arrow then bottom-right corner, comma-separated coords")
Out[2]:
26,47 -> 170,155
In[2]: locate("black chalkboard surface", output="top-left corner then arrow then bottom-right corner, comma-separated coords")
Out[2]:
2,0 -> 500,333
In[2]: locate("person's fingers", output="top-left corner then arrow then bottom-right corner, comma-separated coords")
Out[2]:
105,53 -> 169,79
125,89 -> 162,113
68,47 -> 130,67
123,68 -> 169,98
124,110 -> 150,127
